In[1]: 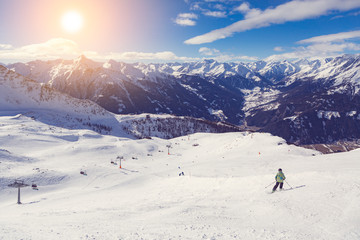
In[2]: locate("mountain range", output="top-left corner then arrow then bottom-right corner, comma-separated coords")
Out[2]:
0,65 -> 241,140
3,54 -> 360,152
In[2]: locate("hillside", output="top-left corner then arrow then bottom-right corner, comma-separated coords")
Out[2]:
0,65 -> 242,139
0,113 -> 359,239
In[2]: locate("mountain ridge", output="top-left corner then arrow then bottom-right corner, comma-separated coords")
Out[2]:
5,54 -> 360,149
0,65 -> 242,139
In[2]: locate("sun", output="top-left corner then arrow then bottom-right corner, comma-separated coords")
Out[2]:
61,11 -> 83,33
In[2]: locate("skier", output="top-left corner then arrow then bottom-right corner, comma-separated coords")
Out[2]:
272,168 -> 286,192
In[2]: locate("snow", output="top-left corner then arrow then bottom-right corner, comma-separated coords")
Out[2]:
180,83 -> 207,101
7,54 -> 360,95
346,111 -> 357,117
2,55 -> 360,239
1,113 -> 360,240
289,54 -> 360,87
284,116 -> 297,121
208,108 -> 228,121
180,83 -> 198,94
317,111 -> 341,120
242,87 -> 281,115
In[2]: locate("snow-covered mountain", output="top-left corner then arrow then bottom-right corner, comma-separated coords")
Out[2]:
8,54 -> 360,87
6,54 -> 360,147
0,65 -> 242,139
245,55 -> 360,148
8,56 -> 247,124
0,65 -> 118,134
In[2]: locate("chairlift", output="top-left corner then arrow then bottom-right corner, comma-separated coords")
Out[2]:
8,179 -> 29,204
31,183 -> 39,190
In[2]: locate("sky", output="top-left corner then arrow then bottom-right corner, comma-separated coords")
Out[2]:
0,0 -> 360,63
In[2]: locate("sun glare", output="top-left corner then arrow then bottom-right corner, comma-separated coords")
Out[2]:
61,11 -> 83,33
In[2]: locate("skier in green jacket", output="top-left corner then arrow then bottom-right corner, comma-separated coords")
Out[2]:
272,168 -> 286,192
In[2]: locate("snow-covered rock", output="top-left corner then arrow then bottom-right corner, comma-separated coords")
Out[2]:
317,111 -> 341,120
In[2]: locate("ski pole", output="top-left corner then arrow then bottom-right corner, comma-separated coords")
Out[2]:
285,180 -> 293,189
265,181 -> 275,189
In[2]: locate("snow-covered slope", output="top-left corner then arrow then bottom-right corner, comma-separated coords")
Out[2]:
0,65 -> 108,115
0,65 -> 131,137
300,55 -> 360,89
0,114 -> 359,239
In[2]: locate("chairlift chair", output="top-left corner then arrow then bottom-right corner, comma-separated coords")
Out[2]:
31,183 -> 39,190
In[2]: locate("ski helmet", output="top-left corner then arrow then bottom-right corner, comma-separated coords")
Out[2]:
278,168 -> 282,171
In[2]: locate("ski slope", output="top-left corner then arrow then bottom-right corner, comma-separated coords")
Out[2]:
0,113 -> 360,240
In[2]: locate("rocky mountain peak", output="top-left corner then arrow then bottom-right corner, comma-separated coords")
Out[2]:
73,55 -> 99,69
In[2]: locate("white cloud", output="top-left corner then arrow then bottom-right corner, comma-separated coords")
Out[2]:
212,54 -> 258,62
350,11 -> 360,16
203,11 -> 227,18
198,47 -> 258,62
178,13 -> 198,19
233,2 -> 262,18
297,30 -> 360,44
203,0 -> 243,2
234,2 -> 250,13
213,4 -> 226,11
0,44 -> 13,50
175,18 -> 197,26
0,38 -> 199,63
105,51 -> 199,62
174,13 -> 198,26
266,31 -> 360,61
185,0 -> 360,44
190,3 -> 203,11
199,47 -> 220,56
0,38 -> 81,61
330,15 -> 344,20
274,46 -> 284,52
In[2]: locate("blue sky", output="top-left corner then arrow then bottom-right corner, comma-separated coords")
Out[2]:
0,0 -> 360,63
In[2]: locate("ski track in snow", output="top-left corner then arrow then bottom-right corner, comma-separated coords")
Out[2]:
0,114 -> 360,240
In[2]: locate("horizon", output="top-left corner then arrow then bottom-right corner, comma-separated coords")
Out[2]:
1,0 -> 360,64
1,52 -> 359,66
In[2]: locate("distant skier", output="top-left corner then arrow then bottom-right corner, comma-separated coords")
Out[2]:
272,168 -> 286,192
